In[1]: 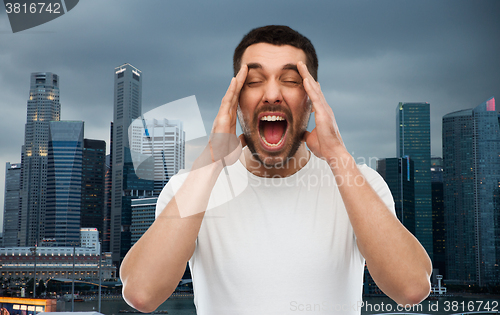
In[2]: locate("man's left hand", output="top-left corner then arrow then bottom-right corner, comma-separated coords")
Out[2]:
298,61 -> 347,164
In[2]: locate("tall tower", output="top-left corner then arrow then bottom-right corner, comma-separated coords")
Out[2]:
377,157 -> 415,235
111,64 -> 143,264
45,121 -> 84,246
81,139 -> 106,240
3,162 -> 22,247
19,72 -> 61,246
443,97 -> 500,286
431,157 -> 445,280
396,102 -> 432,260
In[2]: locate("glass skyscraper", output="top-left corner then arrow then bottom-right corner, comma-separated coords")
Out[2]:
111,64 -> 152,265
19,72 -> 60,246
377,157 -> 415,235
443,97 -> 500,286
45,121 -> 84,246
396,102 -> 433,260
3,162 -> 22,247
81,139 -> 106,239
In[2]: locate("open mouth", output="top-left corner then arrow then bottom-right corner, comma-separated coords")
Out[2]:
258,113 -> 288,150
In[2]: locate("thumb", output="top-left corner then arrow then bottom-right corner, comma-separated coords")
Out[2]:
238,134 -> 247,148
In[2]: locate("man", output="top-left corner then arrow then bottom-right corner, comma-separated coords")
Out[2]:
120,25 -> 432,314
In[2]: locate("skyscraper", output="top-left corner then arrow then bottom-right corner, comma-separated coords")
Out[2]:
396,102 -> 432,260
130,118 -> 185,196
3,162 -> 22,247
19,72 -> 61,246
111,64 -> 147,265
45,121 -> 84,246
443,97 -> 500,286
377,157 -> 415,235
130,197 -> 158,246
431,157 -> 445,279
81,139 -> 106,239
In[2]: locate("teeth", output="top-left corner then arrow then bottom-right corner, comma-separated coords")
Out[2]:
261,134 -> 284,147
260,115 -> 285,121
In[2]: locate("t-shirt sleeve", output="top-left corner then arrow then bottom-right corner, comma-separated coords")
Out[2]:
357,163 -> 396,216
155,171 -> 187,218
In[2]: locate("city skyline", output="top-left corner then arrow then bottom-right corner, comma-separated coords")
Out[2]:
1,0 -> 500,230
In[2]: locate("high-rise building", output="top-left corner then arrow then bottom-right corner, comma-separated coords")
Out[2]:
111,64 -> 149,265
377,157 -> 415,235
431,157 -> 445,280
81,139 -> 106,239
45,121 -> 84,246
19,72 -> 61,246
130,118 -> 185,196
443,97 -> 500,286
3,162 -> 22,247
130,197 -> 158,246
103,123 -> 113,253
396,102 -> 432,260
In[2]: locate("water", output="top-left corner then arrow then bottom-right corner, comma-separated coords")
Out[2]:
72,297 -> 196,315
71,296 -> 499,314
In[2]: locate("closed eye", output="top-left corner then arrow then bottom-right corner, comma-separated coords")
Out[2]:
247,81 -> 263,86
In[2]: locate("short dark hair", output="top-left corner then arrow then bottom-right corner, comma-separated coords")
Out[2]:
233,25 -> 318,81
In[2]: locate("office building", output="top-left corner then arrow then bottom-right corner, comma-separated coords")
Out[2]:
0,228 -> 115,280
19,72 -> 61,246
377,157 -> 415,235
81,139 -> 106,239
130,118 -> 185,195
431,157 -> 446,279
102,123 -> 113,253
3,162 -> 22,247
442,97 -> 500,285
45,121 -> 84,246
396,102 -> 432,260
130,197 -> 158,246
111,64 -> 153,266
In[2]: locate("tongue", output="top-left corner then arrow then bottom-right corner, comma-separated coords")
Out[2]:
263,121 -> 286,144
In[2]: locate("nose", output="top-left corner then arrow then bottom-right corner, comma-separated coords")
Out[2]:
262,79 -> 283,105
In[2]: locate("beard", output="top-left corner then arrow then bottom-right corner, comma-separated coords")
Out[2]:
237,102 -> 311,168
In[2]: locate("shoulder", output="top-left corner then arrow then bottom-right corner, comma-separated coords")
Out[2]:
357,163 -> 396,214
155,170 -> 189,218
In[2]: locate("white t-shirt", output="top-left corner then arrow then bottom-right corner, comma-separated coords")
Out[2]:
156,152 -> 395,315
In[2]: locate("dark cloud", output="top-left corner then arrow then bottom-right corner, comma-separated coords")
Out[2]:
1,0 -> 499,228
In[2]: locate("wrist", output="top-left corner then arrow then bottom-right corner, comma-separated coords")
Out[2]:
325,149 -> 355,172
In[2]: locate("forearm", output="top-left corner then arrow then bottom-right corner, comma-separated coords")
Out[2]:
329,151 -> 432,305
120,159 -> 224,312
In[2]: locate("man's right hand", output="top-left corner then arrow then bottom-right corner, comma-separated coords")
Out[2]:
202,65 -> 248,166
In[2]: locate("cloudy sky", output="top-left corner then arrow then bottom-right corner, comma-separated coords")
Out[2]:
1,0 -> 499,230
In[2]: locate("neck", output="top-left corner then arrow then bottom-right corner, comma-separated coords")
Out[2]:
239,143 -> 310,178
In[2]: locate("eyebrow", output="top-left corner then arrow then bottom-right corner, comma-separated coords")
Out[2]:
246,63 -> 300,74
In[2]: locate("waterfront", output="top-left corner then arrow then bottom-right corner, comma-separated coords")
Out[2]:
68,295 -> 499,314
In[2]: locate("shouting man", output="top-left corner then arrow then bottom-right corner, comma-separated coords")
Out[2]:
120,25 -> 432,314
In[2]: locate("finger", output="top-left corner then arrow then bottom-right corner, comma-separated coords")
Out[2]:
231,64 -> 248,107
303,78 -> 328,117
220,77 -> 237,113
297,61 -> 316,84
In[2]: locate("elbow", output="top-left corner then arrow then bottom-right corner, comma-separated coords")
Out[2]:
397,278 -> 431,306
122,282 -> 172,313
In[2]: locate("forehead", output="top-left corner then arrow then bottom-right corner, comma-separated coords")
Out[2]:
241,43 -> 307,71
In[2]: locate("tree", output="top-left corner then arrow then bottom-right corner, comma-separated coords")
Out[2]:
37,279 -> 46,296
